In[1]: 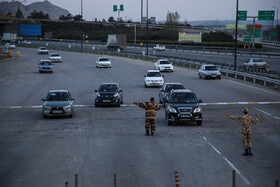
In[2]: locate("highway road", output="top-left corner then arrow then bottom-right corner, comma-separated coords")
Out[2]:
0,47 -> 279,186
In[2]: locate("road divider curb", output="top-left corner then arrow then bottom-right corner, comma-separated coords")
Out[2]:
0,101 -> 279,109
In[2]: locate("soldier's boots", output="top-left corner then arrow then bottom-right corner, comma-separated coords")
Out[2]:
242,149 -> 249,156
145,130 -> 150,136
248,148 -> 253,156
151,132 -> 154,136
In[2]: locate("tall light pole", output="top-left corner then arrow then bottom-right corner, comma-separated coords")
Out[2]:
141,0 -> 143,23
233,0 -> 239,72
81,0 -> 83,49
146,0 -> 149,56
273,6 -> 279,27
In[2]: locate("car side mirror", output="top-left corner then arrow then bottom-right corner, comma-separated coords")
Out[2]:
94,90 -> 97,92
199,99 -> 203,103
160,88 -> 163,91
162,75 -> 164,77
144,75 -> 146,77
41,99 -> 45,101
119,89 -> 123,92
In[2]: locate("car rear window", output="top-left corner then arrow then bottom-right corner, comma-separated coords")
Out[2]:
51,54 -> 59,56
40,61 -> 52,65
46,92 -> 70,101
169,93 -> 197,104
205,66 -> 217,70
99,58 -> 109,61
98,85 -> 118,92
160,61 -> 171,65
40,47 -> 46,50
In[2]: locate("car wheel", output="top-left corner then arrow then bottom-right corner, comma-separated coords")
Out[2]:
43,115 -> 47,119
116,101 -> 120,107
69,114 -> 73,118
95,103 -> 99,107
166,114 -> 172,126
145,84 -> 148,88
196,121 -> 202,125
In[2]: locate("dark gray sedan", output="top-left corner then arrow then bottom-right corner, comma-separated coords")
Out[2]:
38,60 -> 53,73
95,83 -> 123,107
42,90 -> 74,118
159,83 -> 185,106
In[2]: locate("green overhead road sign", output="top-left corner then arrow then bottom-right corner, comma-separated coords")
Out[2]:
113,5 -> 117,12
243,36 -> 252,43
258,10 -> 275,20
246,25 -> 263,38
238,11 -> 247,20
120,4 -> 124,11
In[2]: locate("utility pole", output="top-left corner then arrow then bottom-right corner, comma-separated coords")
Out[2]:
234,0 -> 239,72
146,0 -> 149,56
81,0 -> 83,49
141,0 -> 143,23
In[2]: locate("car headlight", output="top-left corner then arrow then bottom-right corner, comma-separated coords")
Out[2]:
96,93 -> 101,97
146,80 -> 151,82
64,105 -> 71,109
113,93 -> 118,97
167,106 -> 177,113
44,105 -> 51,110
193,107 -> 202,113
159,79 -> 163,82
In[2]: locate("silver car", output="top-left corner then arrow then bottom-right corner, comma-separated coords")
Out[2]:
243,58 -> 268,71
198,65 -> 221,79
38,60 -> 53,73
42,90 -> 74,118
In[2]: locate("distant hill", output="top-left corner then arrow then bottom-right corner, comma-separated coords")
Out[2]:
0,0 -> 69,19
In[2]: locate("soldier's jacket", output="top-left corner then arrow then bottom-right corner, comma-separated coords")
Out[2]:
135,102 -> 161,119
227,114 -> 259,134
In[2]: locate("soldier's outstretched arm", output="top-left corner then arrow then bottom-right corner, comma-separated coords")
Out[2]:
134,102 -> 147,109
225,112 -> 241,120
252,114 -> 259,124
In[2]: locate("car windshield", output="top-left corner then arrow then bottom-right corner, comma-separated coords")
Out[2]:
147,72 -> 161,77
253,59 -> 264,62
99,58 -> 109,61
165,85 -> 185,92
40,47 -> 46,50
205,66 -> 217,71
46,92 -> 70,101
98,85 -> 118,92
160,61 -> 171,65
51,54 -> 59,56
40,61 -> 52,65
169,93 -> 197,104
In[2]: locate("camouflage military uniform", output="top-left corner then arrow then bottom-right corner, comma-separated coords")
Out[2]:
226,113 -> 259,149
134,101 -> 161,135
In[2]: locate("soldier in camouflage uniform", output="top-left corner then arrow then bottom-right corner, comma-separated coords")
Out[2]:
134,97 -> 161,136
225,108 -> 259,156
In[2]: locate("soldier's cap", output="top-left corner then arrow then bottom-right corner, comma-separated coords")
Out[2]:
243,108 -> 248,113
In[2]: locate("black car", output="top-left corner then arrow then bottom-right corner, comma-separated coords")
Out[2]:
159,83 -> 185,106
165,89 -> 202,125
95,83 -> 123,107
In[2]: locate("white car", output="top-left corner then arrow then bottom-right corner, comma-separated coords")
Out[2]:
21,40 -> 32,44
144,70 -> 164,88
243,58 -> 269,71
38,47 -> 48,55
96,57 -> 112,68
153,44 -> 165,51
198,64 -> 221,79
154,59 -> 174,72
5,43 -> 16,49
49,53 -> 62,63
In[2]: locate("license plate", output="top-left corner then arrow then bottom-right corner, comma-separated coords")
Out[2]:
181,115 -> 190,118
211,75 -> 217,77
103,100 -> 111,103
52,110 -> 63,114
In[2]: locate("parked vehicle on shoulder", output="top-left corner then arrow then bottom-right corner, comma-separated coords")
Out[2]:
38,60 -> 53,73
165,89 -> 203,126
154,59 -> 174,72
21,40 -> 32,44
144,70 -> 164,88
5,43 -> 16,49
38,47 -> 48,55
198,65 -> 221,79
96,57 -> 112,68
243,58 -> 269,71
153,44 -> 165,51
95,83 -> 123,107
159,83 -> 185,105
49,53 -> 62,63
42,90 -> 74,118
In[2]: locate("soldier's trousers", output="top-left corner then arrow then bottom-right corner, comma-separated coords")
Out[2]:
145,118 -> 156,134
242,132 -> 252,149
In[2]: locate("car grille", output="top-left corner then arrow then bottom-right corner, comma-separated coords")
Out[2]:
178,107 -> 192,114
42,67 -> 51,69
100,94 -> 114,98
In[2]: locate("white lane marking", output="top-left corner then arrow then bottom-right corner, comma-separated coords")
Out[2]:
225,79 -> 280,97
275,117 -> 280,120
203,136 -> 251,186
254,107 -> 272,116
31,106 -> 42,109
10,106 -> 22,109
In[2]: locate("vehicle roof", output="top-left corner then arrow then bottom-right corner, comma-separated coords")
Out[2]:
100,83 -> 119,85
202,64 -> 216,67
164,82 -> 183,85
50,53 -> 59,55
39,47 -> 47,49
49,90 -> 69,93
98,57 -> 109,58
158,59 -> 169,61
170,89 -> 193,93
40,60 -> 52,62
147,70 -> 160,72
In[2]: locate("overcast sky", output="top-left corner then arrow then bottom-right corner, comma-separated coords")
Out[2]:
4,0 -> 280,22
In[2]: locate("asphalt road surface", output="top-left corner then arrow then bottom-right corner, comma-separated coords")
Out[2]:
0,47 -> 279,186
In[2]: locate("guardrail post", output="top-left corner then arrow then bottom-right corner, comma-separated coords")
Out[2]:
65,181 -> 69,187
264,81 -> 266,86
114,173 -> 117,187
232,170 -> 236,187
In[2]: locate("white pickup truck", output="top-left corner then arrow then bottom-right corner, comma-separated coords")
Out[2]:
49,53 -> 62,63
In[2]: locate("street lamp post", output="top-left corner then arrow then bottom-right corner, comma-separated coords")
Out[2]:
273,6 -> 279,27
81,0 -> 83,49
146,0 -> 149,56
17,0 -> 26,41
234,0 -> 239,72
